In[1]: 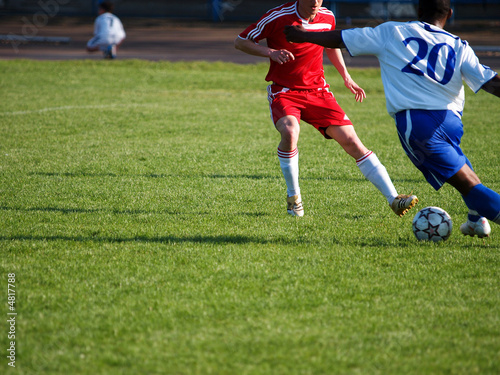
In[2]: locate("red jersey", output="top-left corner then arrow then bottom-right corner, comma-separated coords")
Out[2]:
238,1 -> 335,90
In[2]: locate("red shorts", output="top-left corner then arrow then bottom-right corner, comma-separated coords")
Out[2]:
267,85 -> 353,139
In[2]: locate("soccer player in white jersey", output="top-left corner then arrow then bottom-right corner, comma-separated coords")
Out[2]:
234,0 -> 418,218
86,1 -> 126,59
285,0 -> 500,237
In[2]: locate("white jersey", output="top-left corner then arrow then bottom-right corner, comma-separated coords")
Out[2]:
93,12 -> 126,45
342,21 -> 497,117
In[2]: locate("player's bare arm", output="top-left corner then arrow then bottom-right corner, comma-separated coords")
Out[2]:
326,48 -> 366,102
284,25 -> 345,48
481,75 -> 500,98
234,37 -> 295,65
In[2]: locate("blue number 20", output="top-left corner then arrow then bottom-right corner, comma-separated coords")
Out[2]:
401,37 -> 456,85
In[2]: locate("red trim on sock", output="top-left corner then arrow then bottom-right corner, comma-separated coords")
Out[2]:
278,148 -> 298,159
356,150 -> 373,165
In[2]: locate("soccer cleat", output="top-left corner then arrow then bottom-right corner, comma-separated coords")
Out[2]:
391,194 -> 418,217
460,217 -> 491,238
287,194 -> 304,217
104,45 -> 116,59
103,46 -> 111,59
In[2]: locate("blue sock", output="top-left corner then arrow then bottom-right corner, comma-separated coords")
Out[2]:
463,184 -> 500,224
468,212 -> 481,222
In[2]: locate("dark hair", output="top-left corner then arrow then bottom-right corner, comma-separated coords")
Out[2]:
99,1 -> 115,13
418,0 -> 451,21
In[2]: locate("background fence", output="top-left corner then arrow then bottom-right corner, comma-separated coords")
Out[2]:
0,0 -> 499,21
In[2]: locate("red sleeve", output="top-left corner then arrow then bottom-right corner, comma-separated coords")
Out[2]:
238,4 -> 286,42
238,21 -> 261,41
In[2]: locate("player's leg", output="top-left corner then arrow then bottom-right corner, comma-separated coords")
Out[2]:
325,124 -> 417,216
303,91 -> 416,216
275,115 -> 303,216
86,36 -> 114,58
276,114 -> 300,152
268,88 -> 307,216
106,38 -> 124,59
104,45 -> 116,59
104,36 -> 125,59
446,164 -> 500,236
86,36 -> 102,53
397,109 -> 499,236
446,162 -> 481,196
324,123 -> 367,160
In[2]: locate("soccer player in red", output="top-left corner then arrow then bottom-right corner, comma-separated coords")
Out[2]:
235,0 -> 418,217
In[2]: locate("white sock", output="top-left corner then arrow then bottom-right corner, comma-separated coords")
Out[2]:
356,151 -> 398,204
278,148 -> 300,197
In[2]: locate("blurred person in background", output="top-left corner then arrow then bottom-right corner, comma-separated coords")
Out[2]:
86,1 -> 125,59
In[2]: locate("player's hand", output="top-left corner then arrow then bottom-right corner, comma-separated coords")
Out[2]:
269,49 -> 295,64
344,76 -> 366,102
284,25 -> 308,43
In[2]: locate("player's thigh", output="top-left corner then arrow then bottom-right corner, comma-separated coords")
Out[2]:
269,90 -> 303,125
396,109 -> 467,190
325,124 -> 360,146
301,91 -> 352,127
301,91 -> 359,141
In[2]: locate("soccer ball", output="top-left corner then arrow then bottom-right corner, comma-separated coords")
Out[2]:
412,206 -> 452,242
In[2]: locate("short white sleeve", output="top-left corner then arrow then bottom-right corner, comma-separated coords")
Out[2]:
341,23 -> 394,57
460,44 -> 498,93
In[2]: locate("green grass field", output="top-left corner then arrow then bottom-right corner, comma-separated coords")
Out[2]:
1,59 -> 499,374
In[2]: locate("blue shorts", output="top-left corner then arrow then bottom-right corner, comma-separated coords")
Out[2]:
395,109 -> 471,191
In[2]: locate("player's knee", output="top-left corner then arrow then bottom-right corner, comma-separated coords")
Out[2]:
276,117 -> 299,136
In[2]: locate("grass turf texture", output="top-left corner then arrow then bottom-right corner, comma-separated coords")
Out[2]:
1,59 -> 499,374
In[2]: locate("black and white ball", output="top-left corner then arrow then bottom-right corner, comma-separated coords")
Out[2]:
412,206 -> 452,242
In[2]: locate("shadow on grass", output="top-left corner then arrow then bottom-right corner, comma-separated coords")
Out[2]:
2,233 -> 494,249
0,234 -> 316,246
353,237 -> 500,249
28,171 -> 373,182
29,171 -> 281,180
0,206 -> 268,217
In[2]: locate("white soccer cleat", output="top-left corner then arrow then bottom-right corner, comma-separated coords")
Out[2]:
287,194 -> 304,217
391,194 -> 418,217
460,217 -> 491,238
